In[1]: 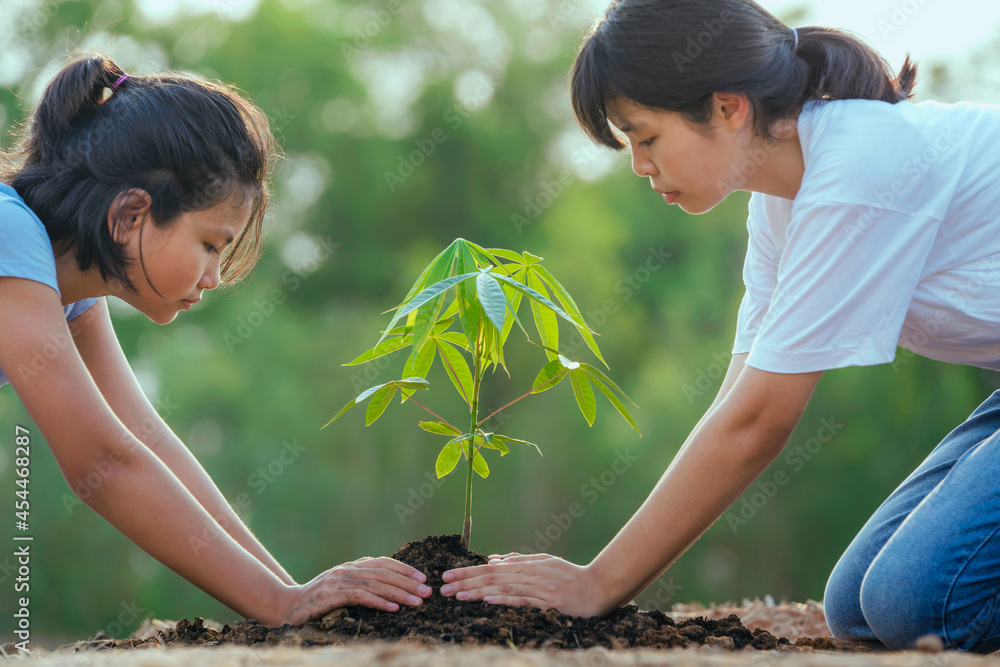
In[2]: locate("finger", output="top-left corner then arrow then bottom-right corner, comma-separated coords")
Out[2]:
336,578 -> 428,609
442,563 -> 500,584
352,556 -> 428,583
441,568 -> 536,596
336,567 -> 433,598
453,583 -> 548,602
488,553 -> 550,564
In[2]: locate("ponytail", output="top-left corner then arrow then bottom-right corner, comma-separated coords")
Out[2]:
571,0 -> 919,148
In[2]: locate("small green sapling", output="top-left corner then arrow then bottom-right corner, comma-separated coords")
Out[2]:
323,238 -> 639,549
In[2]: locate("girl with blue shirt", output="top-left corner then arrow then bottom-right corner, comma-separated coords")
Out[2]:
441,0 -> 1000,653
0,54 -> 431,627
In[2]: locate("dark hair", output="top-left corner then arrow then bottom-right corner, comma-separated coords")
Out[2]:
0,53 -> 278,294
571,0 -> 919,148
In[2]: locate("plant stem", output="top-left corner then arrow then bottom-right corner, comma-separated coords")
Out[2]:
399,391 -> 459,433
477,369 -> 568,428
462,333 -> 483,550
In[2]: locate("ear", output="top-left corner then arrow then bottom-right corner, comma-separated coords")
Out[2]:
712,92 -> 751,134
107,188 -> 152,245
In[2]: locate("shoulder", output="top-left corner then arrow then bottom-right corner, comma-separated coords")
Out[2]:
0,183 -> 60,296
796,99 -> 954,215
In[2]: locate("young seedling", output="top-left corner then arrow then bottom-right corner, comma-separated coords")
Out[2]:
323,238 -> 640,550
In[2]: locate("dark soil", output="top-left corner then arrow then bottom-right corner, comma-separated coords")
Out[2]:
80,534 -> 870,652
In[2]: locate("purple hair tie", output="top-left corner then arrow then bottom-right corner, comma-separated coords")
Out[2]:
112,73 -> 130,89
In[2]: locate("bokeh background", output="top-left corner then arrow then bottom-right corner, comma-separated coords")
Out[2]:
2,0 -> 1000,647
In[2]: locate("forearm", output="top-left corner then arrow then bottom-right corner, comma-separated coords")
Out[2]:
588,414 -> 786,609
79,441 -> 291,626
145,428 -> 296,586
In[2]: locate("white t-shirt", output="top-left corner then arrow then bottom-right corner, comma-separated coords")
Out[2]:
733,97 -> 1000,373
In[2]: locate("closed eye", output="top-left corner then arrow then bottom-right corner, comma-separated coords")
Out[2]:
205,243 -> 219,254
638,137 -> 655,147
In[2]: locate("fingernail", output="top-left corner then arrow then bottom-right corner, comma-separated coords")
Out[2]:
442,571 -> 454,582
418,584 -> 432,596
456,591 -> 469,600
441,584 -> 453,595
412,571 -> 427,582
388,602 -> 399,611
485,596 -> 495,603
408,595 -> 421,605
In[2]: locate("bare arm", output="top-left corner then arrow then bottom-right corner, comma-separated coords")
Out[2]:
441,352 -> 822,616
0,278 -> 430,625
69,297 -> 296,586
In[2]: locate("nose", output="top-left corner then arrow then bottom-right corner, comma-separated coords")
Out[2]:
631,149 -> 658,178
199,258 -> 222,291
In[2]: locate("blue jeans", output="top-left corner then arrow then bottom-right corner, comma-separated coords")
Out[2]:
824,390 -> 1000,653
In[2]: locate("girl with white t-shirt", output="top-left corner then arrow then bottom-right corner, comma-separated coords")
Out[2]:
440,0 -> 1000,652
0,53 -> 431,628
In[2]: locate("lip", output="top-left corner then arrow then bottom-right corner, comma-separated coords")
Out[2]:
181,298 -> 200,310
656,189 -> 680,204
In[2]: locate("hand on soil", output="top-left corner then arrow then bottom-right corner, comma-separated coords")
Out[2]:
439,552 -> 606,617
279,556 -> 432,626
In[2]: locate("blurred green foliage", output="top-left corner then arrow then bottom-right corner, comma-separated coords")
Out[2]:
0,0 -> 997,647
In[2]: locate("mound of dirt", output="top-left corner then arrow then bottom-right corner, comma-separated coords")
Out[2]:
37,534 -> 872,654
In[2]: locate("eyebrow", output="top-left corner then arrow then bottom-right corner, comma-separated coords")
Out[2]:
211,229 -> 236,246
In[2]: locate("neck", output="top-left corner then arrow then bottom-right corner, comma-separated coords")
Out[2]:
53,246 -> 115,306
740,119 -> 805,201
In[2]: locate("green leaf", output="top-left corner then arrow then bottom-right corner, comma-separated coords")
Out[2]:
476,271 -> 508,333
365,384 -> 396,426
500,286 -> 525,345
522,251 -> 543,265
585,371 -> 642,436
356,380 -> 393,403
532,264 -> 607,367
579,363 -> 639,408
569,368 -> 596,427
397,377 -> 431,390
321,397 -> 358,429
486,248 -> 527,264
395,242 -> 457,309
402,338 -> 436,380
436,339 -> 474,407
491,273 -> 577,331
412,244 -> 457,356
471,449 -> 490,478
419,421 -> 462,436
454,243 -> 482,349
494,434 -> 543,456
439,331 -> 471,349
397,273 -> 480,319
531,359 -> 568,394
466,241 -> 510,275
527,270 -> 559,361
477,431 -> 509,455
435,441 -> 463,478
343,334 -> 413,366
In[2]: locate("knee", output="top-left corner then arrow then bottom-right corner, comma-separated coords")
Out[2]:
822,560 -> 861,640
859,559 -> 932,650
